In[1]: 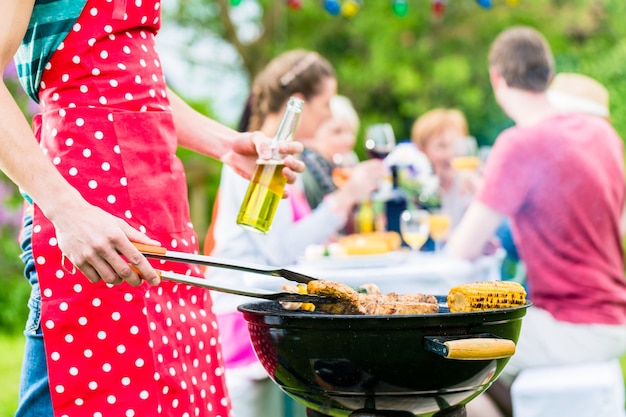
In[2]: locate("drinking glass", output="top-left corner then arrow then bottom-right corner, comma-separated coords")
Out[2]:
450,136 -> 480,171
399,209 -> 430,251
364,123 -> 395,160
428,210 -> 452,253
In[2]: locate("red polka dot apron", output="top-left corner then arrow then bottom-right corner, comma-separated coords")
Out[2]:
30,1 -> 231,416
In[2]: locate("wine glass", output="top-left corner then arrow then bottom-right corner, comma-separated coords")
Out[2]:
364,123 -> 395,160
428,209 -> 452,253
399,209 -> 430,251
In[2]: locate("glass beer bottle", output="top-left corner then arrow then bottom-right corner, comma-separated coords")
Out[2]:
236,96 -> 304,234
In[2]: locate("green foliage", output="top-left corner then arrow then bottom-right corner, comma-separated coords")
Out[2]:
167,0 -> 626,149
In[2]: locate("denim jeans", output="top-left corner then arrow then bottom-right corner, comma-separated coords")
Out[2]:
14,211 -> 53,417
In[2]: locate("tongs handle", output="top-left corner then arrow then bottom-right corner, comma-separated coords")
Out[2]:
133,243 -> 317,284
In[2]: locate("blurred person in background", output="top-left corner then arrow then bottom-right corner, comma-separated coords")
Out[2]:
410,108 -> 479,228
300,94 -> 360,210
204,49 -> 386,417
447,26 -> 626,417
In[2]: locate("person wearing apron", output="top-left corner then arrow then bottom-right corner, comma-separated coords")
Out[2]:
2,0 -> 303,416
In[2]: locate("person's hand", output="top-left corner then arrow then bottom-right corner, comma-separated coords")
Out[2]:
221,131 -> 305,183
342,159 -> 388,202
327,159 -> 388,216
51,201 -> 162,287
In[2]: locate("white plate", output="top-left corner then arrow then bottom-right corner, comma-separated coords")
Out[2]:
297,251 -> 409,270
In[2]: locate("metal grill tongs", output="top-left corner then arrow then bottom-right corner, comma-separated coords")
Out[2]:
133,243 -> 335,304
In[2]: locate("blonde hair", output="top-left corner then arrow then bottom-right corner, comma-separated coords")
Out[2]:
247,49 -> 335,131
329,95 -> 359,132
411,108 -> 468,150
548,73 -> 609,118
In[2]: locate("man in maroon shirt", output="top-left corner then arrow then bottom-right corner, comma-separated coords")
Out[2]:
447,26 -> 626,417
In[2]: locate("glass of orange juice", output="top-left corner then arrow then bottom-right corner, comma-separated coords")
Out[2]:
428,211 -> 452,252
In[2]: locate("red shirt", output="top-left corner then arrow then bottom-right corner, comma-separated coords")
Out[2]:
478,113 -> 626,324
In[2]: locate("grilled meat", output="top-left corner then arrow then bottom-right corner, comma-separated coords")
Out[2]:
306,280 -> 439,315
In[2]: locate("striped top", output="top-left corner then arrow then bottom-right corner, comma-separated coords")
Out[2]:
14,0 -> 87,102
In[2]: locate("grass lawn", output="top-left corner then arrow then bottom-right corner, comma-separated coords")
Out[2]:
0,334 -> 23,417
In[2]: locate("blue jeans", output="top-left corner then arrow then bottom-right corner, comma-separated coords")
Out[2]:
15,211 -> 53,417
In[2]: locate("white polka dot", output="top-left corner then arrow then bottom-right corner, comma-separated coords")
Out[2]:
118,63 -> 127,70
95,131 -> 104,140
64,334 -> 74,343
52,157 -> 61,165
57,42 -> 65,50
107,195 -> 116,204
72,55 -> 80,64
125,210 -> 132,219
134,75 -> 142,84
97,331 -> 106,340
92,298 -> 102,307
122,377 -> 131,386
117,345 -> 126,354
73,23 -> 81,31
55,385 -> 65,394
62,74 -> 70,82
45,320 -> 55,329
80,85 -> 88,93
59,302 -> 69,311
135,358 -> 144,367
78,317 -> 88,325
123,46 -> 131,54
112,312 -> 121,321
55,270 -> 64,279
113,145 -> 121,153
103,363 -> 112,372
110,79 -> 118,87
69,367 -> 78,376
90,7 -> 98,16
125,93 -> 134,100
76,118 -> 85,127
73,284 -> 82,293
92,68 -> 101,76
125,410 -> 135,417
120,177 -> 128,186
88,180 -> 98,189
107,395 -> 116,404
89,381 -> 98,390
50,352 -> 60,361
88,38 -> 96,47
84,349 -> 93,358
100,50 -> 109,59
99,96 -> 108,105
68,167 -> 78,176
104,25 -> 113,33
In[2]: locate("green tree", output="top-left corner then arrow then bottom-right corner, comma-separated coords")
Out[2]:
165,0 -> 626,146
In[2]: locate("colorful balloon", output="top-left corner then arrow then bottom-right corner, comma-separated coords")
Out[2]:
392,0 -> 409,17
324,0 -> 341,15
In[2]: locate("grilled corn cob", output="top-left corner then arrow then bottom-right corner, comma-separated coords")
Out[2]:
447,281 -> 526,313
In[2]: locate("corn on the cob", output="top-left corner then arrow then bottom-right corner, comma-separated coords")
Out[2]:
447,281 -> 526,313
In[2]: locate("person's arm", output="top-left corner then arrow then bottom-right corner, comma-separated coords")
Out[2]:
0,1 -> 160,286
167,88 -> 304,182
446,201 -> 505,260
